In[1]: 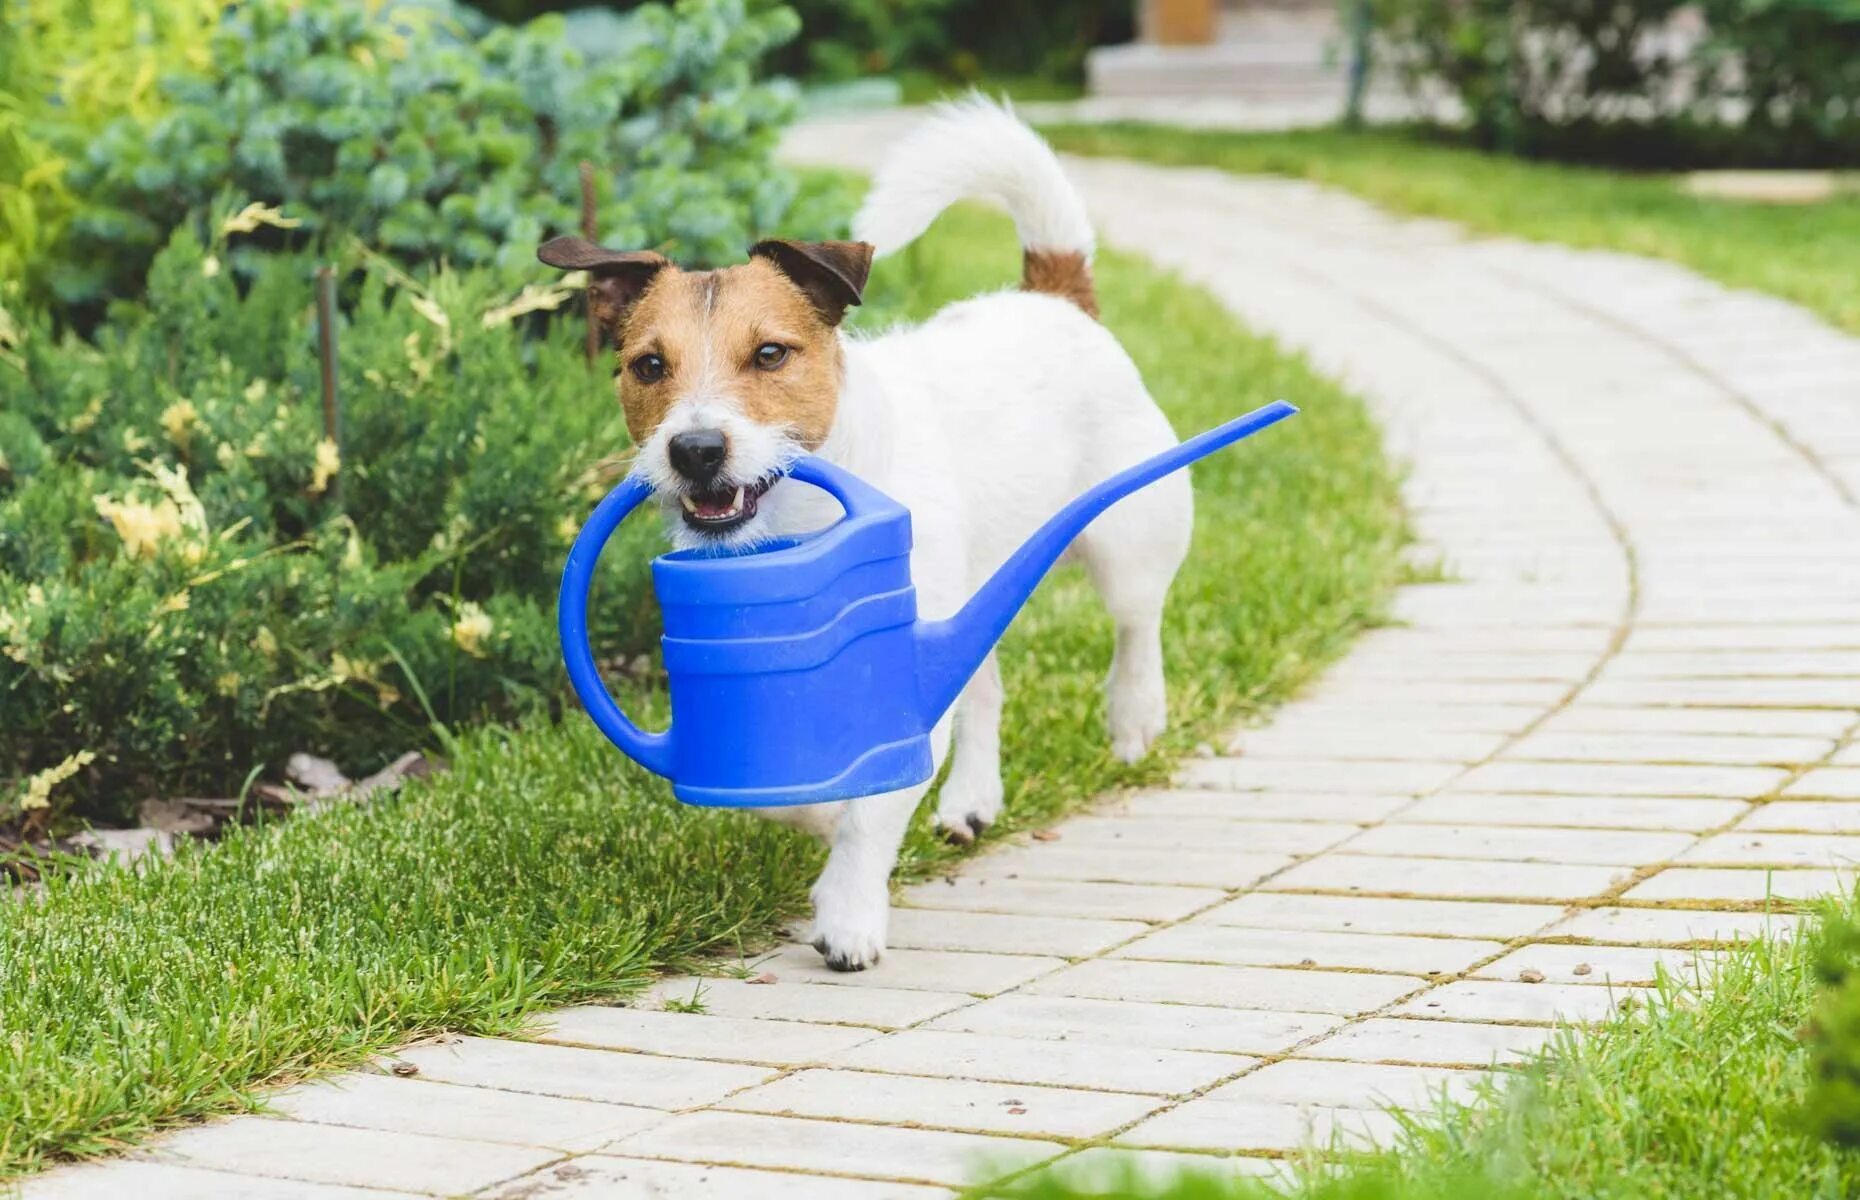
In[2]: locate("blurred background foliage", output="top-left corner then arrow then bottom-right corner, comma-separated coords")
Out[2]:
1377,0 -> 1860,166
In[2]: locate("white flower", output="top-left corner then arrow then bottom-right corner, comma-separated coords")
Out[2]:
219,202 -> 302,236
451,602 -> 495,657
309,438 -> 341,495
18,750 -> 95,812
94,494 -> 184,559
160,399 -> 200,445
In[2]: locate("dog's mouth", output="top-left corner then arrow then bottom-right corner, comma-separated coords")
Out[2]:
677,476 -> 777,534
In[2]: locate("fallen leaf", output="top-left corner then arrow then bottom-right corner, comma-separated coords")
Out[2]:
1518,968 -> 1546,984
390,1061 -> 419,1078
1572,963 -> 1592,976
747,972 -> 778,985
1031,829 -> 1061,842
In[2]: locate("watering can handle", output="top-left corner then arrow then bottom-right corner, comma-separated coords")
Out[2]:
558,474 -> 674,778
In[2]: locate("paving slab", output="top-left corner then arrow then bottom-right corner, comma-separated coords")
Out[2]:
1392,792 -> 1748,832
1113,790 -> 1410,823
831,1029 -> 1252,1096
610,1111 -> 1062,1187
19,1162 -> 409,1200
1342,823 -> 1697,866
1547,905 -> 1798,945
1396,981 -> 1651,1024
1116,1098 -> 1404,1154
963,845 -> 1293,890
1296,1018 -> 1556,1067
266,1073 -> 663,1151
885,907 -> 1148,957
1023,958 -> 1422,1016
900,877 -> 1223,922
925,994 -> 1340,1056
142,1118 -> 558,1195
481,1156 -> 955,1198
636,976 -> 972,1029
390,1037 -> 773,1109
1262,854 -> 1628,902
1111,925 -> 1504,976
718,1068 -> 1164,1139
1204,1059 -> 1486,1110
1475,943 -> 1719,987
1195,893 -> 1565,939
536,1006 -> 879,1065
1741,801 -> 1860,833
1623,866 -> 1851,902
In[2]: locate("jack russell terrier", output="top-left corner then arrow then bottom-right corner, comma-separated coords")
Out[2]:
539,99 -> 1190,971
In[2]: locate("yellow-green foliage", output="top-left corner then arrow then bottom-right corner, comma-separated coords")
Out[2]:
0,0 -> 217,291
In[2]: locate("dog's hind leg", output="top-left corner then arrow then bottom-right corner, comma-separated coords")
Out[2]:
808,718 -> 951,971
935,651 -> 1005,844
1079,474 -> 1191,763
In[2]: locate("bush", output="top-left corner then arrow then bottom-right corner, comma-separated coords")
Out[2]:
466,1 -> 1134,84
1807,906 -> 1860,1147
0,210 -> 670,830
0,0 -> 220,301
1375,0 -> 1860,166
774,0 -> 1134,82
46,0 -> 832,307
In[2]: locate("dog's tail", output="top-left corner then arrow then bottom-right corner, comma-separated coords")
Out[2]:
853,96 -> 1098,318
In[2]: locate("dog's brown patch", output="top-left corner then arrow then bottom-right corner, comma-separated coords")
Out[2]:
613,258 -> 845,448
1021,249 -> 1098,319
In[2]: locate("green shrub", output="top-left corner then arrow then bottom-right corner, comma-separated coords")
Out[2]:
0,208 -> 670,829
467,1 -> 1134,83
1807,905 -> 1860,1147
0,0 -> 219,298
1376,0 -> 1860,166
48,0 -> 829,307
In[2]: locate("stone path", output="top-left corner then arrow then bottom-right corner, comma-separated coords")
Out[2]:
28,123 -> 1860,1198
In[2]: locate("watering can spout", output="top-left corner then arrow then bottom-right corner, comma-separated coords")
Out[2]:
914,400 -> 1298,725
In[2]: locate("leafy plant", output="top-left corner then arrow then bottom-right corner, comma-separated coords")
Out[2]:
1374,0 -> 1860,165
47,0 -> 834,307
0,207 -> 673,828
1807,904 -> 1860,1147
0,0 -> 219,299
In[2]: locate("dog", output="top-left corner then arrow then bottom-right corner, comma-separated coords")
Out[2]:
539,99 -> 1191,971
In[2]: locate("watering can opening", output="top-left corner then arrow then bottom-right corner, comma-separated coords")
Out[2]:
559,399 -> 1300,808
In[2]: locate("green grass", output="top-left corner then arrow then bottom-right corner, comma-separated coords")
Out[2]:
989,899 -> 1860,1200
1040,124 -> 1860,337
0,202 -> 1404,1182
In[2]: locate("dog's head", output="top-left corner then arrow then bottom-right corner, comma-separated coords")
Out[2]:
539,236 -> 874,548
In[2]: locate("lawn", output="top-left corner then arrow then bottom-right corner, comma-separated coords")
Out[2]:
989,897 -> 1860,1200
1039,124 -> 1860,338
0,201 -> 1406,1181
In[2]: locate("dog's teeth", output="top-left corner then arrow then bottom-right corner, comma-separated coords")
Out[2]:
732,486 -> 745,508
680,495 -> 698,514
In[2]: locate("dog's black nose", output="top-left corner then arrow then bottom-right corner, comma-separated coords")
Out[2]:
667,429 -> 728,484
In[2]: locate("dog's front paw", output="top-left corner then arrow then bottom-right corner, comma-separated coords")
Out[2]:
1109,682 -> 1168,764
934,775 -> 1003,846
808,883 -> 889,972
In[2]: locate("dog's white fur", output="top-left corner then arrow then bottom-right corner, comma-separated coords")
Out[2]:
644,100 -> 1192,969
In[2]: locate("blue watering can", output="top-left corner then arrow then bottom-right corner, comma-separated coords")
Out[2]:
559,400 -> 1297,807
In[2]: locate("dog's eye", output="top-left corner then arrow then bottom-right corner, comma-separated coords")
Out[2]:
753,343 -> 789,371
630,353 -> 666,384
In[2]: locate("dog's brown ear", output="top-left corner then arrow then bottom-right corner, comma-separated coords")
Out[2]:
750,239 -> 874,326
538,237 -> 670,331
